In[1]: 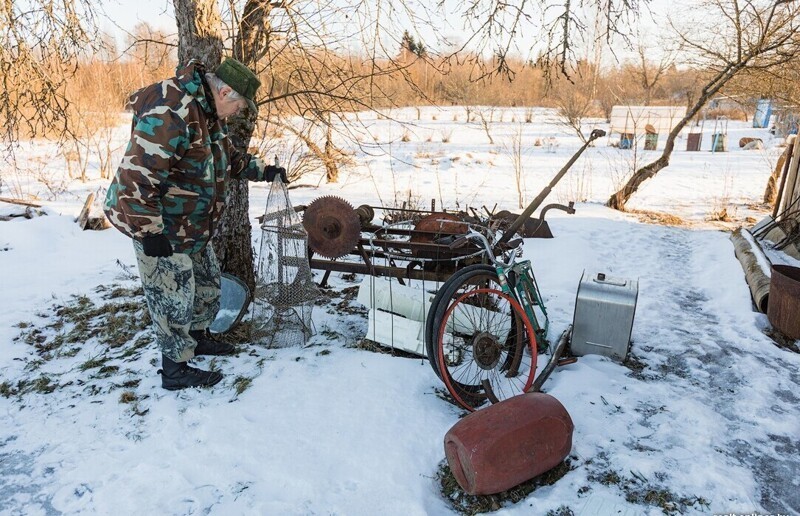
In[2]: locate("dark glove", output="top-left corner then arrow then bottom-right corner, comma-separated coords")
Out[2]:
264,165 -> 288,184
141,234 -> 173,257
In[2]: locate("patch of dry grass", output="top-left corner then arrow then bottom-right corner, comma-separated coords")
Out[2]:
628,209 -> 687,227
437,459 -> 574,515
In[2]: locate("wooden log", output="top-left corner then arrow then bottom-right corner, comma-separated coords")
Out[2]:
0,196 -> 42,208
88,216 -> 112,231
739,137 -> 763,148
730,228 -> 772,313
765,147 -> 789,205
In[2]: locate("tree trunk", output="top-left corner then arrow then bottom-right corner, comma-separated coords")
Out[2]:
607,110 -> 688,210
325,117 -> 339,183
213,174 -> 256,290
173,0 -> 269,293
607,63 -> 744,210
212,0 -> 273,293
173,0 -> 222,65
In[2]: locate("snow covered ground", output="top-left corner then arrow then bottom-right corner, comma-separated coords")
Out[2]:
1,107 -> 798,515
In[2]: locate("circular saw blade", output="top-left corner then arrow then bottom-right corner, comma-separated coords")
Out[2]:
302,196 -> 361,259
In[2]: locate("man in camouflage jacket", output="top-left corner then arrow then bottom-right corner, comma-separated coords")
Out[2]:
105,58 -> 285,390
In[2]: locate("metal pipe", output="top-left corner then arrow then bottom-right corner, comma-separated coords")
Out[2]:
497,130 -> 605,246
308,259 -> 455,282
530,325 -> 572,392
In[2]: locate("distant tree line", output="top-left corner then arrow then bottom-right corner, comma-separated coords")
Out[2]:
35,24 -> 786,133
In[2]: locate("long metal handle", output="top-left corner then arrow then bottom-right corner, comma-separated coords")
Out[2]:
497,129 -> 605,246
530,325 -> 572,393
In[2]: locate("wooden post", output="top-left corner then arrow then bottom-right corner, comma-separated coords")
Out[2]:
777,136 -> 800,221
76,193 -> 95,230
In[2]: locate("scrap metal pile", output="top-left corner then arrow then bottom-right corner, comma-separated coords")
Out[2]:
298,131 -> 609,286
299,196 -> 551,285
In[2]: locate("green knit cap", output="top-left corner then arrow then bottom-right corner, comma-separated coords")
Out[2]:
215,58 -> 260,114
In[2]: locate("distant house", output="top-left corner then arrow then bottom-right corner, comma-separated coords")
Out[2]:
609,106 -> 687,137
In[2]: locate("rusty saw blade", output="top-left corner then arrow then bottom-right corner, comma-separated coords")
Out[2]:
302,196 -> 361,259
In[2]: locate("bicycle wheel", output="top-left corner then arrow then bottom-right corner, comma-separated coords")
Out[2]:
425,264 -> 499,379
436,287 -> 537,411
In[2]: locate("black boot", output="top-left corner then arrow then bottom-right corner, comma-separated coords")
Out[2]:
158,355 -> 223,391
189,329 -> 236,356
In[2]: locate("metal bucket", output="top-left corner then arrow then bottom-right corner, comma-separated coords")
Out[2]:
767,265 -> 800,339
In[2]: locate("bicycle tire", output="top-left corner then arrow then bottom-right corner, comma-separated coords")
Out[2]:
436,287 -> 537,411
428,265 -> 514,408
424,264 -> 498,379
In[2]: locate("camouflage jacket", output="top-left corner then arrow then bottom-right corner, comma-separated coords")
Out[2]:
104,60 -> 269,254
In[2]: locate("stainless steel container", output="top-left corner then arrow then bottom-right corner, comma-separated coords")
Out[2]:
571,271 -> 639,361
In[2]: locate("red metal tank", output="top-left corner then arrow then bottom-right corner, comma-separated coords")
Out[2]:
444,392 -> 573,496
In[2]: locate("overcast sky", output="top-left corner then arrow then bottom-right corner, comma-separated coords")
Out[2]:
98,0 -> 683,66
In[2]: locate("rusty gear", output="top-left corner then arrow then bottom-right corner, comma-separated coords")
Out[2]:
303,196 -> 361,259
355,204 -> 375,225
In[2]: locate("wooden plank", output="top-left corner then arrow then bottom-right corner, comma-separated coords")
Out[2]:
779,135 -> 800,220
76,193 -> 95,230
0,196 -> 41,208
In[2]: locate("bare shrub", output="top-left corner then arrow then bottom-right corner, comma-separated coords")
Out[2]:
477,109 -> 495,145
556,161 -> 593,204
503,124 -> 527,209
525,108 -> 534,123
708,166 -> 736,222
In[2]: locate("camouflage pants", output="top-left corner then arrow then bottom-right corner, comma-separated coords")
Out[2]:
133,240 -> 221,362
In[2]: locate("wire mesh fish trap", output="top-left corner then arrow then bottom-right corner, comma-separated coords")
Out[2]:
252,179 -> 320,347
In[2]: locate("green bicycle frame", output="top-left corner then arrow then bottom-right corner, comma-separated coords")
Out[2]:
494,260 -> 550,351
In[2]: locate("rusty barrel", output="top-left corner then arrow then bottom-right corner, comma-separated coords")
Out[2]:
444,392 -> 573,496
767,265 -> 800,339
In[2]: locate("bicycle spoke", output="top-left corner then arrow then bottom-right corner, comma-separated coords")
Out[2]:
437,287 -> 537,411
